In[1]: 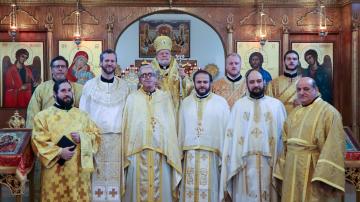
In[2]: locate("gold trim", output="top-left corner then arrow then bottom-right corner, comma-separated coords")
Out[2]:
182,152 -> 188,201
148,151 -> 154,200
290,155 -> 297,201
194,151 -> 200,202
208,152 -> 211,202
317,159 -> 345,172
136,154 -> 141,202
311,177 -> 345,192
126,146 -> 182,173
273,173 -> 283,180
182,146 -> 220,156
287,138 -> 310,145
302,154 -> 311,202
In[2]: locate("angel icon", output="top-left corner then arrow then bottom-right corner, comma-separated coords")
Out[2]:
2,48 -> 41,108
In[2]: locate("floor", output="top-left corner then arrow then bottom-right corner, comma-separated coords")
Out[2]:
0,179 -> 358,202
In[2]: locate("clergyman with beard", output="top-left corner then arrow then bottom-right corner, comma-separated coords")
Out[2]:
178,69 -> 230,202
80,49 -> 129,201
26,55 -> 84,201
151,35 -> 193,113
26,56 -> 83,128
31,79 -> 101,201
266,50 -> 302,114
220,69 -> 286,202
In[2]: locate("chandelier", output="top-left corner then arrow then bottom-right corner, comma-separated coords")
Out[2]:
319,1 -> 328,37
9,3 -> 17,41
74,0 -> 82,46
259,1 -> 267,46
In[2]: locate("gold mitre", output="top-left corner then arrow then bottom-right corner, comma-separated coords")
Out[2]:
154,35 -> 172,52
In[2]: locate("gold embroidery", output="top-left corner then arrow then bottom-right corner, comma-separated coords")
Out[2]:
265,112 -> 272,122
186,168 -> 195,185
199,168 -> 208,185
238,136 -> 244,145
253,101 -> 261,123
269,136 -> 274,147
251,128 -> 262,138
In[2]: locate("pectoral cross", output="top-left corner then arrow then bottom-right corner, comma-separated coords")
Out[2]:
195,123 -> 204,137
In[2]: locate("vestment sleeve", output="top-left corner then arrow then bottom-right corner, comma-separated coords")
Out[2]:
26,86 -> 43,128
31,114 -> 62,168
273,118 -> 289,181
311,110 -> 345,192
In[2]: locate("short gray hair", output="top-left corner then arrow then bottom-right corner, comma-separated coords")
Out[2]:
138,64 -> 159,79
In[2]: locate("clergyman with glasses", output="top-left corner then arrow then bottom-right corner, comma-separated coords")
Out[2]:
122,64 -> 182,201
25,55 -> 83,201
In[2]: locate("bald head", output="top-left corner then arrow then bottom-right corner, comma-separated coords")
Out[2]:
296,77 -> 319,106
246,69 -> 265,99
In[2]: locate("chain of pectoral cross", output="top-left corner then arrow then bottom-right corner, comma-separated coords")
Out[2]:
151,117 -> 156,132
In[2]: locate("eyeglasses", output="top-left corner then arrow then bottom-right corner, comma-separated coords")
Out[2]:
139,72 -> 155,78
52,65 -> 67,69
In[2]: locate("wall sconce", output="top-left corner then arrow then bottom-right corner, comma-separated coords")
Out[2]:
74,0 -> 82,46
319,2 -> 328,37
8,3 -> 17,41
259,1 -> 267,46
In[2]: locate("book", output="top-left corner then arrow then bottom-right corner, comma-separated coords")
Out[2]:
57,135 -> 76,166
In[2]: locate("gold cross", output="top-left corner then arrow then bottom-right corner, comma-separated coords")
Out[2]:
265,112 -> 272,122
251,128 -> 262,138
195,123 -> 204,137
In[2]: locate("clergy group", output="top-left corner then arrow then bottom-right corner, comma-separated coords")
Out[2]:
27,35 -> 344,202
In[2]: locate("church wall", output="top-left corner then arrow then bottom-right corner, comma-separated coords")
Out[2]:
0,3 -> 355,129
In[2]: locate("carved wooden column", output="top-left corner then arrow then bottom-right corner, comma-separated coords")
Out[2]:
45,13 -> 54,79
226,14 -> 234,54
107,15 -> 114,50
282,15 -> 289,56
352,18 -> 359,139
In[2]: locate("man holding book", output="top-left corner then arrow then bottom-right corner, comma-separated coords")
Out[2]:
31,79 -> 101,202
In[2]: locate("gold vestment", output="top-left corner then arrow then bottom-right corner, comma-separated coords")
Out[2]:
274,98 -> 345,202
31,106 -> 101,202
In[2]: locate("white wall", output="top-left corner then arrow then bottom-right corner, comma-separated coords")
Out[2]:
115,13 -> 225,79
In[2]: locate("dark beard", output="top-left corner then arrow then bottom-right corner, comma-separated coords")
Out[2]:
55,96 -> 74,110
195,87 -> 210,97
249,87 -> 264,99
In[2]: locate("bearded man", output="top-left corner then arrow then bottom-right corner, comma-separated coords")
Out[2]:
80,49 -> 129,201
220,69 -> 286,202
266,50 -> 302,114
212,53 -> 247,108
179,69 -> 230,202
31,79 -> 101,202
151,35 -> 192,112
